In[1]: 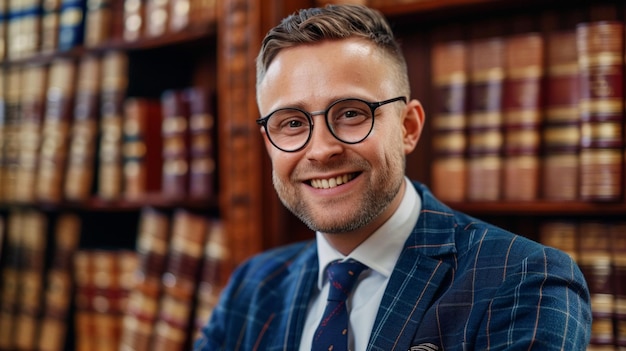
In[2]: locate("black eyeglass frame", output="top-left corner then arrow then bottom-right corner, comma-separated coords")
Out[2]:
256,96 -> 407,152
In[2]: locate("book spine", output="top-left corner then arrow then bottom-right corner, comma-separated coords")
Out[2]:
0,211 -> 25,350
38,213 -> 81,351
502,32 -> 544,201
119,207 -> 171,351
610,222 -> 626,349
577,21 -> 624,202
65,55 -> 101,201
0,1 -> 6,60
187,87 -> 216,200
3,68 -> 23,203
467,37 -> 505,201
189,0 -> 216,27
41,0 -> 62,53
57,0 -> 86,51
542,30 -> 580,201
145,0 -> 170,37
123,0 -> 144,41
161,89 -> 190,199
73,250 -> 95,351
15,64 -> 47,203
13,210 -> 48,351
84,0 -> 112,47
193,219 -> 229,338
6,0 -> 23,60
578,221 -> 615,347
20,0 -> 42,58
151,209 -> 209,351
169,0 -> 190,31
430,39 -> 468,203
98,51 -> 128,200
37,58 -> 77,203
0,70 -> 5,202
122,98 -> 164,200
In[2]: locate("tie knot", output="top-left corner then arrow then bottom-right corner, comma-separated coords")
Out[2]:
326,259 -> 367,302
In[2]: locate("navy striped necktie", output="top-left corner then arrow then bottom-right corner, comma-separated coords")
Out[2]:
312,259 -> 367,351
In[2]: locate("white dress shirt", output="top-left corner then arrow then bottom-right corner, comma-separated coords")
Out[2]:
299,177 -> 421,351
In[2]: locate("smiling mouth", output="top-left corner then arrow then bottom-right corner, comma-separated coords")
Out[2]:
309,173 -> 358,189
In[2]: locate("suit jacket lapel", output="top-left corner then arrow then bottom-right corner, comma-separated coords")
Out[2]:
368,182 -> 458,351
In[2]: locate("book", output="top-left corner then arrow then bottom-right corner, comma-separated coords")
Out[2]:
542,30 -> 580,201
187,86 -> 217,200
6,0 -> 23,59
74,249 -> 138,351
0,1 -> 6,60
38,213 -> 81,351
193,219 -> 229,339
58,0 -> 86,51
502,32 -> 544,201
13,210 -> 48,351
41,0 -> 62,53
611,222 -> 626,349
65,55 -> 101,201
2,68 -> 23,203
37,58 -> 77,203
188,0 -> 216,28
15,64 -> 47,203
577,21 -> 624,202
161,89 -> 190,199
122,98 -> 164,200
123,0 -> 144,41
98,51 -> 128,200
578,221 -> 615,347
466,36 -> 505,201
145,0 -> 170,37
538,220 -> 579,261
0,211 -> 24,350
84,0 -> 113,47
119,207 -> 171,351
151,209 -> 210,351
20,0 -> 42,58
430,37 -> 468,203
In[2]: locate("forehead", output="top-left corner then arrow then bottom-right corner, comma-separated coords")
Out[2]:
258,38 -> 395,112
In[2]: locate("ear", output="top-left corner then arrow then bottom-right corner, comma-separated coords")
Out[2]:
402,98 -> 425,154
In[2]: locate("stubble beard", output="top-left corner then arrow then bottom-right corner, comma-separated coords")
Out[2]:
272,158 -> 404,234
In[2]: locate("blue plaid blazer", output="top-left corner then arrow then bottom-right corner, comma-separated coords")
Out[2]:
194,181 -> 591,351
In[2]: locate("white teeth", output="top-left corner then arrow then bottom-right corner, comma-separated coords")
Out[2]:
311,174 -> 354,189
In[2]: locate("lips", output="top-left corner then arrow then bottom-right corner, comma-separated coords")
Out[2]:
309,173 -> 356,189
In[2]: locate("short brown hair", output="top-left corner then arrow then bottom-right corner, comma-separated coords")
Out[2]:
256,4 -> 410,97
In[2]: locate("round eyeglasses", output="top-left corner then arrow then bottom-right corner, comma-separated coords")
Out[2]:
256,96 -> 406,152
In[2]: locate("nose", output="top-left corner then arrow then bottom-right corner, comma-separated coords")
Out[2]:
304,114 -> 343,162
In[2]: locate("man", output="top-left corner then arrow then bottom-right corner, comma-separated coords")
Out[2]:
194,4 -> 591,351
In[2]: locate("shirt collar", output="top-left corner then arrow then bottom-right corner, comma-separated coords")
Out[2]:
316,177 -> 421,289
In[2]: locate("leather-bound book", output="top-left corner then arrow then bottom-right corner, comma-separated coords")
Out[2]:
430,38 -> 468,203
40,0 -> 62,53
0,1 -> 6,60
0,211 -> 25,350
20,0 -> 42,58
84,0 -> 112,47
2,68 -> 23,203
193,219 -> 230,339
502,32 -> 544,201
189,0 -> 216,28
57,0 -> 86,51
169,0 -> 190,31
13,210 -> 48,351
542,30 -> 580,201
0,70 -> 5,202
123,0 -> 144,41
578,221 -> 615,348
577,21 -> 624,202
6,0 -> 23,59
187,87 -> 216,200
65,55 -> 101,201
122,98 -> 163,200
611,222 -> 626,349
161,89 -> 190,199
98,51 -> 127,200
538,220 -> 578,261
15,64 -> 47,203
38,213 -> 81,351
466,36 -> 505,201
119,207 -> 171,351
151,209 -> 210,351
73,250 -> 95,351
37,59 -> 77,203
145,0 -> 170,37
